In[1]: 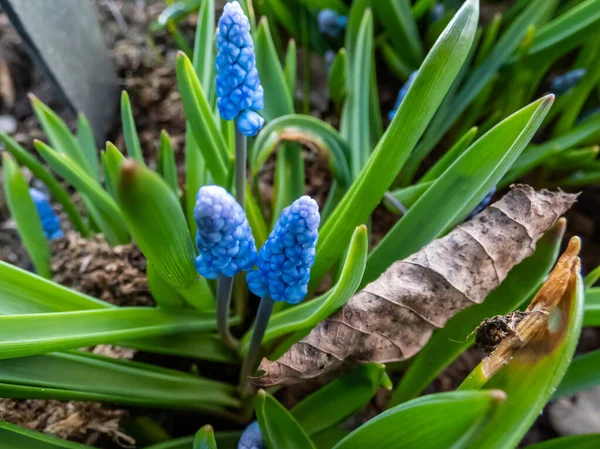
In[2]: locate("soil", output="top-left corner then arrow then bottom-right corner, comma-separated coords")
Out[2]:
0,0 -> 598,448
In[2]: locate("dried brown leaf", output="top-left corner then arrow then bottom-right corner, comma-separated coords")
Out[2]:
253,185 -> 578,387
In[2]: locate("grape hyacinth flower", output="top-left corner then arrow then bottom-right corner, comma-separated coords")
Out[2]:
247,196 -> 320,304
238,421 -> 265,449
240,196 -> 320,394
317,9 -> 347,37
467,186 -> 497,221
389,70 -> 418,121
216,1 -> 264,137
194,185 -> 257,349
551,69 -> 586,95
29,188 -> 63,240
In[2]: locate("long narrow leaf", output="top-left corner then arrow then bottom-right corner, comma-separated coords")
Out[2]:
0,131 -> 88,235
121,91 -> 145,163
34,140 -> 129,244
310,0 -> 479,287
365,95 -> 554,284
0,308 -> 220,359
117,160 -> 213,310
1,154 -> 51,278
0,351 -> 238,410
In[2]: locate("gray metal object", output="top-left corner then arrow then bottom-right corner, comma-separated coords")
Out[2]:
0,0 -> 119,142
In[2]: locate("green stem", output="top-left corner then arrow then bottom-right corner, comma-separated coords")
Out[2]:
217,275 -> 238,350
235,124 -> 247,207
239,295 -> 274,397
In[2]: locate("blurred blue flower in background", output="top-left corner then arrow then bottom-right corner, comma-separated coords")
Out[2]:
317,9 -> 347,37
29,188 -> 62,240
238,421 -> 265,449
194,185 -> 257,279
389,70 -> 418,121
551,69 -> 586,95
216,1 -> 264,136
247,196 -> 319,304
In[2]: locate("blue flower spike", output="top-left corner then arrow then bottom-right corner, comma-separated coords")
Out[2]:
389,70 -> 418,121
240,196 -> 320,395
195,185 -> 257,350
551,68 -> 586,95
238,421 -> 265,449
317,9 -> 348,37
29,188 -> 63,240
247,195 -> 320,304
194,185 -> 257,279
216,1 -> 264,137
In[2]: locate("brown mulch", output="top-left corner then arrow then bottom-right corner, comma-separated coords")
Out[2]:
51,232 -> 153,307
0,399 -> 134,447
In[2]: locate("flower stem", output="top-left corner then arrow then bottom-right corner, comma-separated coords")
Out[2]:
239,295 -> 274,397
234,123 -> 246,208
217,275 -> 239,350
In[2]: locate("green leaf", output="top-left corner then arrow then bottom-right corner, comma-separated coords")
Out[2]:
240,225 -> 368,354
327,48 -> 347,108
255,17 -> 294,120
0,131 -> 88,235
103,141 -> 126,198
502,112 -> 600,186
250,114 -> 352,190
585,265 -> 600,288
185,0 -> 214,237
117,160 -> 213,310
544,146 -> 599,171
121,91 -> 145,163
523,0 -> 600,62
0,351 -> 238,410
405,0 -> 557,182
256,390 -> 316,449
418,126 -> 478,184
255,17 -> 303,221
2,154 -> 52,278
523,435 -> 600,449
75,113 -> 100,181
332,390 -> 505,449
284,39 -> 297,99
584,287 -> 600,326
0,307 -> 221,359
34,140 -> 130,244
554,349 -> 600,398
342,10 -> 373,178
177,52 -> 228,185
30,95 -> 97,179
0,420 -> 95,448
146,262 -> 188,309
144,432 -> 242,449
372,0 -> 422,67
157,130 -> 179,193
310,0 -> 479,287
0,260 -> 231,361
384,182 -> 431,214
553,36 -> 600,135
389,219 -> 565,406
459,272 -> 585,448
193,425 -> 218,449
365,95 -> 554,284
377,38 -> 414,79
292,364 -> 387,436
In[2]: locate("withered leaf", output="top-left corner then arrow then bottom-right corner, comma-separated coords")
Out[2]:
480,236 -> 581,379
253,185 -> 578,387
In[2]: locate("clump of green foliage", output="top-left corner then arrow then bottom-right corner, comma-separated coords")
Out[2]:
0,1 -> 600,448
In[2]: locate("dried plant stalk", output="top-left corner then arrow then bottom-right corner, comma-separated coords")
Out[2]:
478,236 -> 581,379
253,185 -> 578,387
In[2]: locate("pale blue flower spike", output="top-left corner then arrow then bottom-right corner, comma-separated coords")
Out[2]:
29,188 -> 63,240
247,196 -> 320,305
216,1 -> 265,136
194,185 -> 257,279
